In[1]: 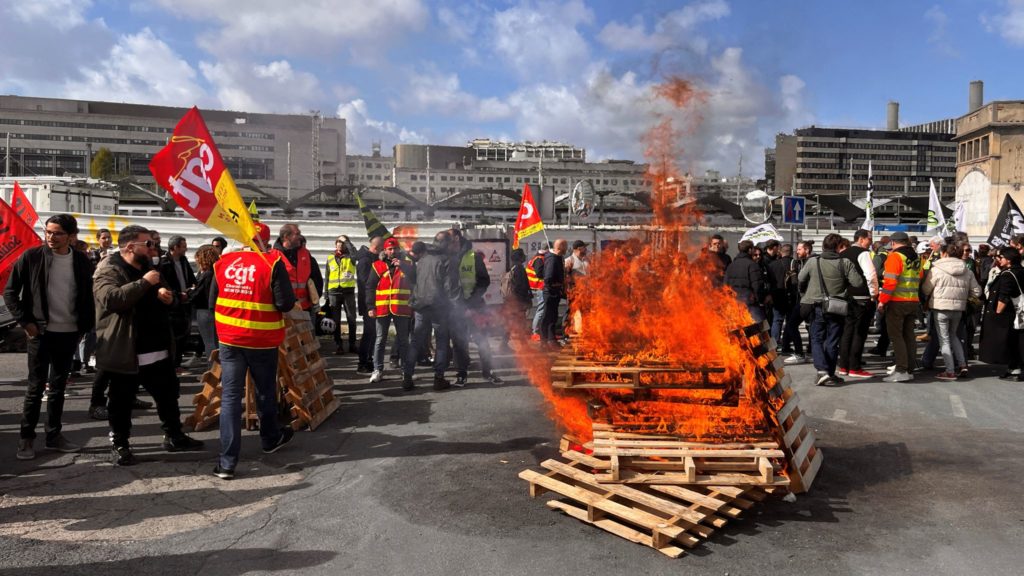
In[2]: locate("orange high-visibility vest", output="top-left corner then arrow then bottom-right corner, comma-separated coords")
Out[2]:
214,251 -> 285,348
273,247 -> 311,309
372,260 -> 411,317
527,254 -> 545,290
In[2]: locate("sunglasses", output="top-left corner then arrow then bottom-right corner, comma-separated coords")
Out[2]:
130,240 -> 155,248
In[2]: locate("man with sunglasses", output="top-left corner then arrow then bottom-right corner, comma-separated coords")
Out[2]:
6,214 -> 95,460
93,225 -> 203,466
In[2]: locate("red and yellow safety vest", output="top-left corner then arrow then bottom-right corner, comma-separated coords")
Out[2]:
372,260 -> 411,317
527,254 -> 545,290
214,251 -> 285,348
273,247 -> 311,310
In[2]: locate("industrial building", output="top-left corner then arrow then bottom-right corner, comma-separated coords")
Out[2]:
0,95 -> 346,202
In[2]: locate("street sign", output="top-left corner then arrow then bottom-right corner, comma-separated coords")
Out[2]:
783,196 -> 806,225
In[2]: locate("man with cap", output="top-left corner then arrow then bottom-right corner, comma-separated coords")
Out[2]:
878,231 -> 923,383
209,222 -> 296,479
365,237 -> 415,384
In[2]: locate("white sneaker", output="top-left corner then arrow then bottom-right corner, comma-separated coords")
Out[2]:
886,364 -> 897,374
784,354 -> 806,365
369,370 -> 383,383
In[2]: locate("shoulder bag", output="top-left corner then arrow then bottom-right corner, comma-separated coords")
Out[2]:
816,257 -> 848,317
1003,271 -> 1024,330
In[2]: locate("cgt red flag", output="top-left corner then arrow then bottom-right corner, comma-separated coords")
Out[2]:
148,107 -> 260,251
512,183 -> 544,249
0,197 -> 43,291
11,182 -> 39,227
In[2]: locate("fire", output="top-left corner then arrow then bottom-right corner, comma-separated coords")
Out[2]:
509,76 -> 775,444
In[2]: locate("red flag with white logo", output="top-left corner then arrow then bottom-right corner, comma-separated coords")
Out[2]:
148,106 -> 260,252
0,197 -> 43,290
512,184 -> 544,249
10,182 -> 38,228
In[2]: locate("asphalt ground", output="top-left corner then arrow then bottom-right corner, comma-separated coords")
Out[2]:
1,331 -> 1023,576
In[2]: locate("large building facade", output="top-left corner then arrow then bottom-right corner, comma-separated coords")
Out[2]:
0,96 -> 346,200
954,100 -> 1024,237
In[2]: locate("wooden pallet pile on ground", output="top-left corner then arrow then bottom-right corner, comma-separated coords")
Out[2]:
277,309 -> 340,431
183,310 -> 339,432
519,320 -> 822,557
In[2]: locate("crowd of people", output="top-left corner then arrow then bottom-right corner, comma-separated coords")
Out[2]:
4,214 -> 588,478
709,230 -> 1024,386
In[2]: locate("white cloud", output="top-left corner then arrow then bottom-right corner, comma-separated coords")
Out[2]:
925,5 -> 958,57
337,99 -> 426,154
397,69 -> 513,122
63,28 -> 204,106
491,0 -> 595,79
200,59 -> 321,113
981,0 -> 1024,45
598,0 -> 729,54
152,0 -> 428,63
9,0 -> 93,31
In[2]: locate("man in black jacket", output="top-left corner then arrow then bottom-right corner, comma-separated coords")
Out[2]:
725,240 -> 767,323
767,244 -> 794,349
354,236 -> 383,372
6,214 -> 95,460
159,235 -> 198,368
540,239 -> 568,347
405,231 -> 459,390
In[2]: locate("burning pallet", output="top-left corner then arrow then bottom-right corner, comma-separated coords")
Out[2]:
519,321 -> 822,557
184,310 -> 340,432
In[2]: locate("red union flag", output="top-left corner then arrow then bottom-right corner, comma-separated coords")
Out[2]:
148,107 -> 259,251
10,182 -> 38,227
0,197 -> 43,290
512,184 -> 544,249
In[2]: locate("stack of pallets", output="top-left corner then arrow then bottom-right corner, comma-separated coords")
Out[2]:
184,310 -> 339,432
519,321 -> 822,557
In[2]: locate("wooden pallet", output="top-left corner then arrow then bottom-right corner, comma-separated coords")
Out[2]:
278,310 -> 340,431
519,458 -> 767,558
550,354 -> 729,390
584,429 -> 789,487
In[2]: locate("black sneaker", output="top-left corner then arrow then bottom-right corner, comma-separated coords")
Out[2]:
263,427 -> 294,454
163,434 -> 204,452
433,376 -> 451,390
89,405 -> 108,420
213,465 -> 235,480
402,375 -> 415,391
356,364 -> 373,373
417,358 -> 434,367
483,372 -> 504,384
112,445 -> 137,466
453,375 -> 468,388
133,398 -> 154,410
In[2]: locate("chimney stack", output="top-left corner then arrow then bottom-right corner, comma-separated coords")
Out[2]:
969,80 -> 984,112
887,101 -> 899,131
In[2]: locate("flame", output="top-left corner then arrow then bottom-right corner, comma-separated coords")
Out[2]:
507,76 -> 776,445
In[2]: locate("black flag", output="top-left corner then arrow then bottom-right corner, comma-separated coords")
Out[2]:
986,194 -> 1024,248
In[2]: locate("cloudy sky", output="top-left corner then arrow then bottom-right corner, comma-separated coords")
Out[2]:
2,0 -> 1023,178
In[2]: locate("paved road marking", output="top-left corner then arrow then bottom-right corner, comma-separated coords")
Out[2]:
827,408 -> 855,424
950,394 -> 968,419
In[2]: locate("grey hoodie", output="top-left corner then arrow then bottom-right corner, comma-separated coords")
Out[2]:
798,251 -> 865,305
921,257 -> 982,311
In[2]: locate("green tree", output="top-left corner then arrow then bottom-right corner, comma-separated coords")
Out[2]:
90,147 -> 115,179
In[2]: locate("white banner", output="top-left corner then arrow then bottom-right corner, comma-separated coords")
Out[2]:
740,222 -> 784,244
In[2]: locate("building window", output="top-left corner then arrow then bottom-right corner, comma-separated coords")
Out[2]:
981,135 -> 990,157
410,174 -> 418,181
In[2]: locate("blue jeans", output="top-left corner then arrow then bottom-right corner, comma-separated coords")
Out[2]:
218,344 -> 284,471
374,315 -> 410,372
770,304 -> 787,346
408,307 -> 450,378
783,304 -> 805,355
195,309 -> 218,360
934,310 -> 965,372
531,290 -> 546,335
809,307 -> 843,375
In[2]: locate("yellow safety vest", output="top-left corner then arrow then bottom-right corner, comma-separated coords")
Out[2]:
459,251 -> 476,299
882,252 -> 922,302
327,255 -> 357,290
